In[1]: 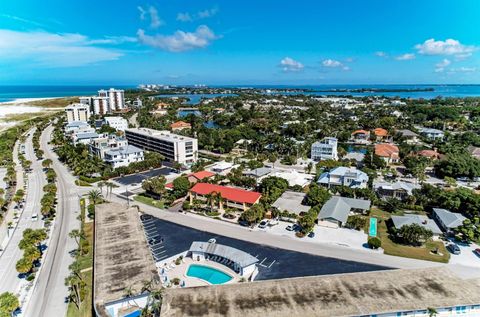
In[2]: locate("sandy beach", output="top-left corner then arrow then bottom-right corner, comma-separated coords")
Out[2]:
0,97 -> 61,106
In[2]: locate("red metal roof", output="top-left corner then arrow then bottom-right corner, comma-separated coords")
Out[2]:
190,183 -> 262,204
189,170 -> 215,180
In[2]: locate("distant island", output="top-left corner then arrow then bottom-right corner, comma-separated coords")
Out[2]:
312,88 -> 435,93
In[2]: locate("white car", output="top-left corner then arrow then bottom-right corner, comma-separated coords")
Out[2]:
31,213 -> 38,221
258,220 -> 269,229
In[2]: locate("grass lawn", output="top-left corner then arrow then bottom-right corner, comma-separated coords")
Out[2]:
369,208 -> 450,263
134,194 -> 165,209
67,199 -> 94,317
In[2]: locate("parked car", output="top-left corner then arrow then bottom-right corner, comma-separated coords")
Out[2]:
308,231 -> 315,238
238,220 -> 250,227
286,225 -> 294,231
292,224 -> 302,232
268,219 -> 279,226
140,214 -> 152,221
447,243 -> 461,255
258,220 -> 269,229
473,248 -> 480,257
31,213 -> 38,221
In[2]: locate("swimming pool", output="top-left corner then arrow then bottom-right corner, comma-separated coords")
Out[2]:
186,264 -> 233,284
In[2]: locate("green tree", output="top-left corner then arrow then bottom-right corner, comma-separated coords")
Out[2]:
306,183 -> 331,207
87,189 -> 103,205
0,292 -> 19,317
172,176 -> 190,198
367,237 -> 382,249
259,176 -> 289,204
142,176 -> 167,197
16,257 -> 33,274
397,223 -> 433,246
453,219 -> 480,243
42,159 -> 53,169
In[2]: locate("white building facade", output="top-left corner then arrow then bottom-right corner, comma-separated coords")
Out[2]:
311,137 -> 338,161
103,145 -> 144,169
65,103 -> 90,123
92,96 -> 110,116
99,88 -> 125,112
104,117 -> 129,131
125,128 -> 198,165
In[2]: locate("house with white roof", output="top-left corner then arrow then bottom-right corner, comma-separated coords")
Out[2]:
271,191 -> 310,217
103,145 -> 144,169
432,208 -> 467,234
419,128 -> 444,141
311,137 -> 338,161
317,167 -> 369,189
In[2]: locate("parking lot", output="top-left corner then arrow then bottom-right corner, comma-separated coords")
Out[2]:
113,167 -> 174,186
139,215 -> 390,281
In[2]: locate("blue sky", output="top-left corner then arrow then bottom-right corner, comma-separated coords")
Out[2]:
0,0 -> 479,85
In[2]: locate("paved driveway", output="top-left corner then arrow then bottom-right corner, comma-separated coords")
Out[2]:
113,167 -> 174,185
265,220 -> 368,250
447,240 -> 480,269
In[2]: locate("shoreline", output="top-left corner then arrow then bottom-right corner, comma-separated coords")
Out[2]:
0,97 -> 62,106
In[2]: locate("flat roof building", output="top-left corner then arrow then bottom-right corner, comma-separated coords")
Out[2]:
311,137 -> 338,161
125,128 -> 198,165
65,103 -> 90,123
104,116 -> 129,131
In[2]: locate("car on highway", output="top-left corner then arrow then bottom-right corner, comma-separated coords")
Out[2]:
474,248 -> 480,257
286,225 -> 294,231
447,243 -> 461,255
308,231 -> 315,238
258,220 -> 269,229
31,213 -> 38,221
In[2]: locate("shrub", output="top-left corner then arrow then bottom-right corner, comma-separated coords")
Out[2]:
368,237 -> 382,249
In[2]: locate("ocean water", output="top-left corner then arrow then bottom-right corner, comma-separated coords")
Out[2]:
0,85 -> 133,102
1,85 -> 480,103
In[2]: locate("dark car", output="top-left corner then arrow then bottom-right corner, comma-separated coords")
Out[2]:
238,220 -> 250,227
447,243 -> 461,255
474,248 -> 480,257
308,231 -> 315,238
292,224 -> 302,232
140,214 -> 153,221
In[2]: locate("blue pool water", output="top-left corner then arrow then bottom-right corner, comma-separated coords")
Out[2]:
186,264 -> 232,284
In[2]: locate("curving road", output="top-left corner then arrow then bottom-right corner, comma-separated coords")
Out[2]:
23,124 -> 87,317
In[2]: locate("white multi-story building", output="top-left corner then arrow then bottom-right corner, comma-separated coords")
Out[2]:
311,137 -> 338,161
79,96 -> 92,106
89,134 -> 128,159
104,117 -> 129,131
98,88 -> 125,112
65,103 -> 90,123
103,145 -> 144,169
125,128 -> 198,165
317,166 -> 369,189
92,96 -> 110,116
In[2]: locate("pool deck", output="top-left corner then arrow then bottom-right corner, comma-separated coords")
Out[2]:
160,257 -> 241,288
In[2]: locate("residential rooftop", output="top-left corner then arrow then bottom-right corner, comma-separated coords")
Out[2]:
271,191 -> 309,215
190,183 -> 262,204
94,202 -> 158,316
160,267 -> 480,317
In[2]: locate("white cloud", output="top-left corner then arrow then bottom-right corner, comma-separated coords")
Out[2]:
375,51 -> 387,57
138,5 -> 164,28
177,7 -> 219,22
176,12 -> 193,22
395,53 -> 415,60
279,57 -> 304,72
0,14 -> 45,27
434,58 -> 451,73
137,25 -> 218,52
148,6 -> 163,28
321,59 -> 350,71
0,29 -> 122,67
448,67 -> 477,73
322,59 -> 342,67
415,38 -> 476,58
137,6 -> 146,20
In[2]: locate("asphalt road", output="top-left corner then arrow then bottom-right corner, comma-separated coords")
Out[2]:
23,124 -> 86,317
0,129 -> 45,296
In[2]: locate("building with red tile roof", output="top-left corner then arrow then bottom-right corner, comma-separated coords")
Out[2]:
165,170 -> 215,189
170,121 -> 191,131
417,149 -> 440,160
351,130 -> 371,144
189,183 -> 262,211
373,128 -> 388,137
375,143 -> 400,164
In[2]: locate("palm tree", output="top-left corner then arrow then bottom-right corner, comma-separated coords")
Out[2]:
88,189 -> 103,205
427,307 -> 438,317
69,229 -> 84,248
16,257 -> 32,274
98,181 -> 105,195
